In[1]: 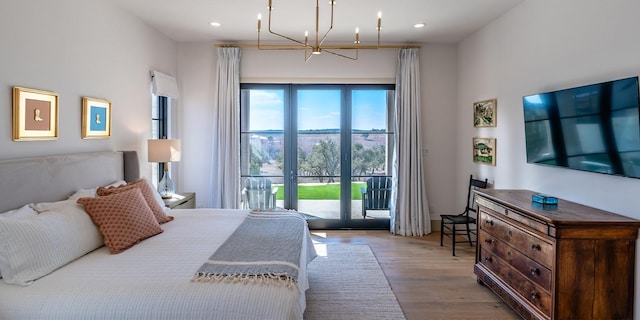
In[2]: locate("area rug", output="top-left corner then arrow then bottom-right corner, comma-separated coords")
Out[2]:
304,244 -> 406,320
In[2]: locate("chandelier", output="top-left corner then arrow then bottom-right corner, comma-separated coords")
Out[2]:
256,0 -> 381,61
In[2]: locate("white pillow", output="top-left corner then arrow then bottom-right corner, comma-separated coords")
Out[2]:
67,188 -> 97,200
0,205 -> 38,278
30,199 -> 76,213
0,204 -> 37,219
106,179 -> 127,188
66,180 -> 127,201
0,204 -> 104,285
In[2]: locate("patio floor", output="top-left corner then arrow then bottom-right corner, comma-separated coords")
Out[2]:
289,199 -> 390,220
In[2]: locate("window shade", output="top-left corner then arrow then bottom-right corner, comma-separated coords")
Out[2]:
151,70 -> 179,98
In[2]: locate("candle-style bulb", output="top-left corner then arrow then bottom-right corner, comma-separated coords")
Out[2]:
257,13 -> 262,31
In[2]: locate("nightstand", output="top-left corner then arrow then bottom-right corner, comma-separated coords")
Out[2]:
163,192 -> 196,209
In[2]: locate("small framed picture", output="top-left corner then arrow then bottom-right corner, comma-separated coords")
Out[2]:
81,97 -> 111,139
473,98 -> 497,127
473,137 -> 496,166
12,86 -> 59,141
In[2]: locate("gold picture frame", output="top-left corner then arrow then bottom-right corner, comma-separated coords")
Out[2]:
473,137 -> 496,166
473,98 -> 497,127
12,86 -> 59,141
81,97 -> 111,139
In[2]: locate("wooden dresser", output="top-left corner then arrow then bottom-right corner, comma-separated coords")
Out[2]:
474,189 -> 640,320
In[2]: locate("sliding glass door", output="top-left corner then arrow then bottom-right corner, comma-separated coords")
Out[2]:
240,84 -> 394,229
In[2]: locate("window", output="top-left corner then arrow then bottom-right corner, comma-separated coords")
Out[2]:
151,95 -> 169,183
240,83 -> 395,229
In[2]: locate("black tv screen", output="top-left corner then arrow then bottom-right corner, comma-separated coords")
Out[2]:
523,76 -> 640,179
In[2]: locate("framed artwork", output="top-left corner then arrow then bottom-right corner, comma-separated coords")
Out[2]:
12,87 -> 59,141
473,137 -> 496,166
473,98 -> 497,127
81,97 -> 111,139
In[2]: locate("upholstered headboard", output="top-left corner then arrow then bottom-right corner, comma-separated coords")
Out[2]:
0,151 -> 139,212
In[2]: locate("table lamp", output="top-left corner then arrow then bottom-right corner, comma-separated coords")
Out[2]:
148,138 -> 181,199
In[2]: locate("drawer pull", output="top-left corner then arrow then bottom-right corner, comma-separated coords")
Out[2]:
529,267 -> 540,276
531,244 -> 541,251
530,291 -> 540,300
484,257 -> 493,263
484,239 -> 493,244
485,220 -> 494,226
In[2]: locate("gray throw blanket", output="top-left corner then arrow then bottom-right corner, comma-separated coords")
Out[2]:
192,212 -> 307,290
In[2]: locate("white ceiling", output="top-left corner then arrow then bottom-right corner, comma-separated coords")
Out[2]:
108,0 -> 523,44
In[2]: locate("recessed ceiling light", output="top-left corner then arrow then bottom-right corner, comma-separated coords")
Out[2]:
210,22 -> 221,27
414,23 -> 425,29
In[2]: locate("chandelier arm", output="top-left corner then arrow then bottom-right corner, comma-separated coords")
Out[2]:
304,49 -> 314,62
317,0 -> 334,47
258,28 -> 301,50
267,2 -> 307,47
323,48 -> 358,60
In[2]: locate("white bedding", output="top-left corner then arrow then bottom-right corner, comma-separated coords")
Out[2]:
0,209 -> 316,320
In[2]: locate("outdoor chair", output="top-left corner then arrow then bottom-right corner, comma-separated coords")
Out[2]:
241,177 -> 278,210
360,176 -> 392,218
440,174 -> 488,256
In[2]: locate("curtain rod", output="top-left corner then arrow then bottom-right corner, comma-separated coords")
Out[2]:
214,43 -> 421,50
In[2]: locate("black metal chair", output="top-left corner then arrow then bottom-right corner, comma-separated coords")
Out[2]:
241,177 -> 278,210
440,175 -> 488,256
360,177 -> 392,218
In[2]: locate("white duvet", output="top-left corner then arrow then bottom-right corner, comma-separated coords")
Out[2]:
0,209 -> 315,320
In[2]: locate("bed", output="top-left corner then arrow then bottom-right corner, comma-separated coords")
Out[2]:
0,151 -> 316,319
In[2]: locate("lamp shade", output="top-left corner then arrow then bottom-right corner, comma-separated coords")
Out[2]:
148,139 -> 181,162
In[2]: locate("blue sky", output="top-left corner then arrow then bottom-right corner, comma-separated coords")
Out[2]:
249,89 -> 388,131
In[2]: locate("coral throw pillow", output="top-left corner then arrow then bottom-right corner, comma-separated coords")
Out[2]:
97,179 -> 173,224
77,188 -> 163,254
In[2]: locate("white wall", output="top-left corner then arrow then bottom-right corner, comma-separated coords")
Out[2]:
458,1 -> 640,315
176,43 -> 217,204
0,0 -> 177,180
178,45 -> 460,217
458,0 -> 640,218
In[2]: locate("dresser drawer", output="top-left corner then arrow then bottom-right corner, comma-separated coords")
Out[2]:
477,197 -> 553,236
479,248 -> 551,317
479,209 -> 554,268
479,230 -> 551,291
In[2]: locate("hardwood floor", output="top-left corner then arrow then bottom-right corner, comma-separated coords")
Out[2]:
309,230 -> 520,320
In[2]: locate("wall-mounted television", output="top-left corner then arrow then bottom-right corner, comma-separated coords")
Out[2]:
523,76 -> 640,179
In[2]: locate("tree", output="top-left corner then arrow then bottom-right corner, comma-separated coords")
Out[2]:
249,141 -> 269,175
352,143 -> 386,177
368,145 -> 386,174
302,138 -> 340,183
352,143 -> 369,177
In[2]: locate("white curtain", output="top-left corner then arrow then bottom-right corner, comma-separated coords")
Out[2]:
209,47 -> 242,208
390,48 -> 431,236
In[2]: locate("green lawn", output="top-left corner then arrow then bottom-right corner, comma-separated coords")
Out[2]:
274,182 -> 366,200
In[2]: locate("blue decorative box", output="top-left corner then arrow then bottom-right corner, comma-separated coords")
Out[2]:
531,201 -> 558,210
532,193 -> 558,205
